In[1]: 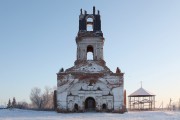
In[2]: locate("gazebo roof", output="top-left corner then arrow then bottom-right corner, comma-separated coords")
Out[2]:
128,87 -> 155,97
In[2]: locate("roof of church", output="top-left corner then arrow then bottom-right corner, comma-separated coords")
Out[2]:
128,87 -> 155,97
65,60 -> 112,73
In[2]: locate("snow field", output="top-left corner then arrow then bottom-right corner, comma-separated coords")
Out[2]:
0,109 -> 180,120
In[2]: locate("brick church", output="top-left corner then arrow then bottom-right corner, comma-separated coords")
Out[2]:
55,7 -> 126,113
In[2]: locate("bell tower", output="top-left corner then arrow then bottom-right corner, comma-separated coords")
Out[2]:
75,6 -> 105,65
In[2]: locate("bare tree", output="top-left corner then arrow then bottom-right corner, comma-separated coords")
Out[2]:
30,87 -> 54,109
43,86 -> 53,109
16,101 -> 29,109
30,87 -> 42,109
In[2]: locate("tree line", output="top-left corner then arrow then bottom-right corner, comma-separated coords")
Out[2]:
7,86 -> 55,110
7,97 -> 28,109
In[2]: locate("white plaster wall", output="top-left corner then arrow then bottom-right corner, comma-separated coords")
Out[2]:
57,91 -> 68,109
77,37 -> 104,60
57,65 -> 124,112
67,100 -> 74,111
112,86 -> 124,110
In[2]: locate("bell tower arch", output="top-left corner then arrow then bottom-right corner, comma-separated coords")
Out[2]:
75,6 -> 105,64
86,15 -> 94,31
87,45 -> 94,60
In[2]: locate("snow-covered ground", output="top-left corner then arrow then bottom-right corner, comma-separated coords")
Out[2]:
0,109 -> 180,120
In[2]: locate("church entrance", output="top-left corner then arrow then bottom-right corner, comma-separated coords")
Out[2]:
85,97 -> 96,111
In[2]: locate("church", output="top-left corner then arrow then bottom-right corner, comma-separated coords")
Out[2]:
56,7 -> 126,113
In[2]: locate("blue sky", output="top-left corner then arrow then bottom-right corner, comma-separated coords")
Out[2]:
0,0 -> 180,107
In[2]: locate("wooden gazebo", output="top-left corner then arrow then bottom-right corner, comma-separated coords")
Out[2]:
128,87 -> 155,110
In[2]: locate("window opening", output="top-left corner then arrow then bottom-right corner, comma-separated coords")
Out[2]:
87,45 -> 94,60
74,104 -> 78,111
87,52 -> 93,60
102,104 -> 107,109
86,18 -> 93,31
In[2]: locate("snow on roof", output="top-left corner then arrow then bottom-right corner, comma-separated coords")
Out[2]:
128,87 -> 155,97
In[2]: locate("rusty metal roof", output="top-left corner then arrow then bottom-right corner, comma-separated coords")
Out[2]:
128,87 -> 155,97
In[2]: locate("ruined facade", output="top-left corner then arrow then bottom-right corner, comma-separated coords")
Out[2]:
56,7 -> 126,113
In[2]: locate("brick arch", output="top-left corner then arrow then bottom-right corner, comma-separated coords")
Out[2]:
86,15 -> 95,31
87,45 -> 93,53
74,103 -> 78,111
87,45 -> 94,60
85,97 -> 96,111
102,103 -> 107,110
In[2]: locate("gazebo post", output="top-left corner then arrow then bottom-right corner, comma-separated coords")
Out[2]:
138,97 -> 140,110
154,96 -> 155,109
128,97 -> 131,110
149,96 -> 152,109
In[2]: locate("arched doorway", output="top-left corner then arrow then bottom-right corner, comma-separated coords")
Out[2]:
102,104 -> 107,110
74,104 -> 78,112
85,97 -> 96,111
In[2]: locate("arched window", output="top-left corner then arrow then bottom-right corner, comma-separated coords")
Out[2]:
102,104 -> 107,110
87,52 -> 93,60
86,18 -> 93,31
87,45 -> 94,60
74,104 -> 78,111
